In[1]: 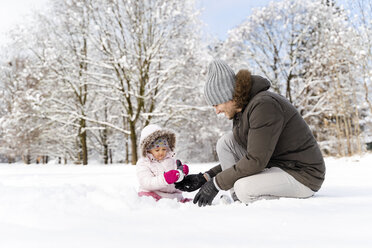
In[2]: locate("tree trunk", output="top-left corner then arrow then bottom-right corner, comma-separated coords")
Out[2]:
335,115 -> 344,157
129,121 -> 138,165
125,121 -> 129,164
103,127 -> 108,164
79,118 -> 88,165
109,149 -> 113,164
23,154 -> 31,164
7,156 -> 14,164
103,144 -> 108,164
346,116 -> 353,155
286,73 -> 293,104
125,139 -> 129,164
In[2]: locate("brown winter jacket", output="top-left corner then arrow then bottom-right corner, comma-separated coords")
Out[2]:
208,74 -> 325,192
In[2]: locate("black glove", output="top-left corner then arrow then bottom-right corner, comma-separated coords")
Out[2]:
193,180 -> 219,207
174,173 -> 207,192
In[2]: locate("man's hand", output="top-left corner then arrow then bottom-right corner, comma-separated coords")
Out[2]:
193,180 -> 219,207
174,173 -> 207,192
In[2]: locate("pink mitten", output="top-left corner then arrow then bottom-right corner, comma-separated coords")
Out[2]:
182,164 -> 189,176
164,170 -> 180,184
176,159 -> 189,176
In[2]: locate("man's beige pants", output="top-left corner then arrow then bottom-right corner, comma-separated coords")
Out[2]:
216,132 -> 314,203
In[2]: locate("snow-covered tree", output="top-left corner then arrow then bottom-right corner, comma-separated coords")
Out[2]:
86,0 -> 210,164
3,0 -> 370,163
223,0 -> 366,156
0,0 -> 220,164
41,0 -> 94,164
0,53 -> 47,163
346,0 -> 372,149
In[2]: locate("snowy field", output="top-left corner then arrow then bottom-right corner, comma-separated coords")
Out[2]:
1,154 -> 372,248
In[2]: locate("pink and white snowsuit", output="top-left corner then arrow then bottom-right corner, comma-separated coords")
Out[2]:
136,124 -> 185,201
136,153 -> 183,201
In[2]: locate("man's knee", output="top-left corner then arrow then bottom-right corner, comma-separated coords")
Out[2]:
233,169 -> 315,203
234,179 -> 278,203
216,132 -> 235,155
233,178 -> 254,203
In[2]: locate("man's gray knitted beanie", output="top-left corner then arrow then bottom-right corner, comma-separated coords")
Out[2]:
204,59 -> 236,106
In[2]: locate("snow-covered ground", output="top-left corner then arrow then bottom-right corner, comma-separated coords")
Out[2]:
0,154 -> 372,248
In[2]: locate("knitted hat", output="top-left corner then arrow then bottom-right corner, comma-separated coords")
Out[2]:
147,138 -> 169,151
204,59 -> 236,105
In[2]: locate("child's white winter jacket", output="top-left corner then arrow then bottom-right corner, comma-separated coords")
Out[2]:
136,124 -> 182,200
136,152 -> 182,200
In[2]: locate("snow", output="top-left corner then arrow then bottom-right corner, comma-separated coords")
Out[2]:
1,154 -> 372,248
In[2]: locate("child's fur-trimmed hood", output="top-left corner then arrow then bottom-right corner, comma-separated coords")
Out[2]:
139,124 -> 176,157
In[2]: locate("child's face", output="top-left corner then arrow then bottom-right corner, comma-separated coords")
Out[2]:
149,147 -> 167,160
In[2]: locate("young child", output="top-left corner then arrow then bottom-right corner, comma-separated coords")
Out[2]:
136,124 -> 190,202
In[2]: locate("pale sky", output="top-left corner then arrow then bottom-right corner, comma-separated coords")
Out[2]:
0,0 -> 351,45
0,0 -> 277,46
197,0 -> 277,39
0,0 -> 49,45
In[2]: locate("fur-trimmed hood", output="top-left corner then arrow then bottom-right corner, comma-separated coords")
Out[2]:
233,70 -> 271,109
139,124 -> 176,157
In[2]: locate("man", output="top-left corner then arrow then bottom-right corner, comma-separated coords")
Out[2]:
175,59 -> 325,206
